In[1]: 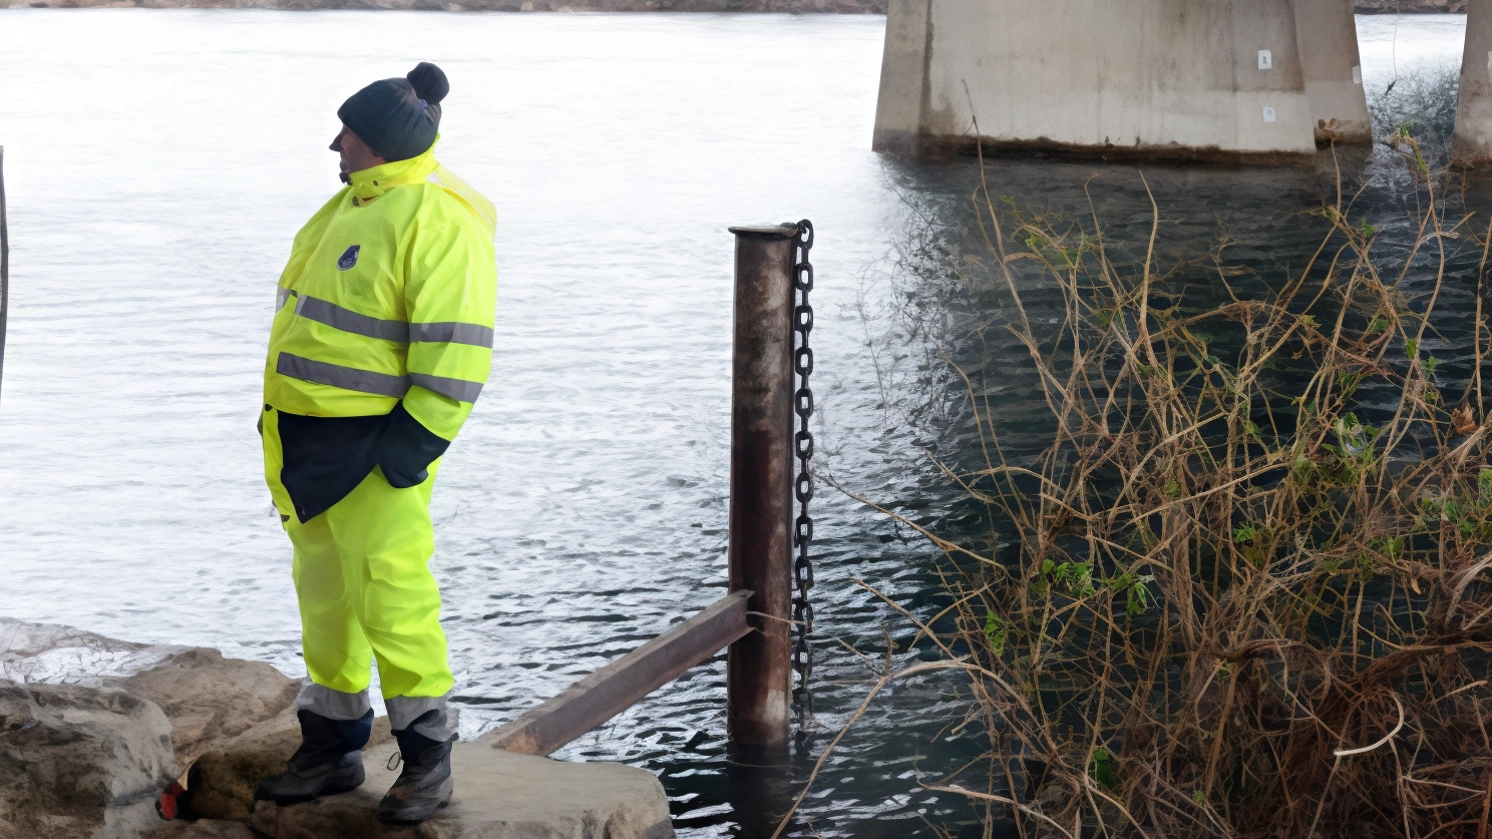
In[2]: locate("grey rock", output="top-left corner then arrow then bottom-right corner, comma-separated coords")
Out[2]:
0,618 -> 303,835
1,618 -> 671,837
0,617 -> 180,685
0,618 -> 300,764
141,819 -> 264,838
246,739 -> 673,839
120,647 -> 300,765
0,680 -> 177,839
183,712 -> 392,822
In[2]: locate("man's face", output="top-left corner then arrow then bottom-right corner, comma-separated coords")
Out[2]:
329,124 -> 386,175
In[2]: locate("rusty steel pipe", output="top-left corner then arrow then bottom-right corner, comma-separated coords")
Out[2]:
725,223 -> 798,751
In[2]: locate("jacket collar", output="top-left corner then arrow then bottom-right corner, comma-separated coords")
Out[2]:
345,141 -> 440,203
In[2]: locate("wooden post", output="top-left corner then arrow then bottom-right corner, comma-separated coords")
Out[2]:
725,224 -> 798,751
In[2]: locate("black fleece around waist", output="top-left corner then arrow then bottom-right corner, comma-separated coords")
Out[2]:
277,411 -> 388,523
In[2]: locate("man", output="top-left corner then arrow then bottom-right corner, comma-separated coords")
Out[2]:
255,61 -> 496,824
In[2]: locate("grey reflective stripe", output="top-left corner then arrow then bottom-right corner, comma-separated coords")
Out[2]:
297,683 -> 372,721
410,372 -> 484,403
276,287 -> 293,310
410,321 -> 494,348
276,353 -> 410,398
386,694 -> 457,740
295,294 -> 410,342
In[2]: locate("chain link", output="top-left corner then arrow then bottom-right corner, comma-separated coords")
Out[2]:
790,219 -> 815,740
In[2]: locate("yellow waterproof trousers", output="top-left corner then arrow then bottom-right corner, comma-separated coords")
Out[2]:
262,407 -> 454,702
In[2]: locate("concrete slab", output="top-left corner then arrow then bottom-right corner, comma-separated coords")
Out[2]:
245,739 -> 674,839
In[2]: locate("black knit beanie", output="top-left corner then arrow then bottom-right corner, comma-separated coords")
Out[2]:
337,62 -> 449,163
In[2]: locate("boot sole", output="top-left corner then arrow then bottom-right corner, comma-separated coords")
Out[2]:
377,774 -> 454,824
378,799 -> 449,825
257,766 -> 367,805
264,778 -> 366,806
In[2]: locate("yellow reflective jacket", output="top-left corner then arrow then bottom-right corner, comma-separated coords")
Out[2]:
263,143 -> 496,442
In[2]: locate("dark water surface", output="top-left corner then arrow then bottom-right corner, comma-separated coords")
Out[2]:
0,11 -> 1480,837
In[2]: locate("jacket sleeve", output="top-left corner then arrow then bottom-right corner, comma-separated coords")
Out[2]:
394,200 -> 497,444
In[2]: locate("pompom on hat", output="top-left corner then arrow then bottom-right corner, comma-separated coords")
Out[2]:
337,62 -> 449,163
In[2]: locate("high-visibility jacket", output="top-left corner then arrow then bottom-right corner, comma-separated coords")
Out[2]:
263,142 -> 496,442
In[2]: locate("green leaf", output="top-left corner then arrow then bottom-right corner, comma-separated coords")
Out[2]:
1090,747 -> 1117,791
983,611 -> 1006,657
1126,576 -> 1153,616
1293,455 -> 1314,479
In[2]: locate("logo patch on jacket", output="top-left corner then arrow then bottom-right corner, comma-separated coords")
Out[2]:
337,245 -> 360,271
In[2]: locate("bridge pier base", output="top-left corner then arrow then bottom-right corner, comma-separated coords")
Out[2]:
870,0 -> 933,159
1294,0 -> 1372,145
1456,0 -> 1492,163
873,0 -> 1369,163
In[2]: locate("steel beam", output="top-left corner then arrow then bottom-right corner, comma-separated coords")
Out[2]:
486,590 -> 753,756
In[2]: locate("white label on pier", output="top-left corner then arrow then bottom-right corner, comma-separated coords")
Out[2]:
1352,65 -> 1362,85
1262,106 -> 1277,123
1258,50 -> 1272,70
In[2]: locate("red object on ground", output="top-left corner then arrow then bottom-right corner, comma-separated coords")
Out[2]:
156,782 -> 185,821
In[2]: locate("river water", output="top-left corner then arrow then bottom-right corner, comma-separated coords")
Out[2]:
0,11 -> 1476,837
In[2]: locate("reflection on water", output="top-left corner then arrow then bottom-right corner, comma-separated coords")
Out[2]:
0,10 -> 1484,837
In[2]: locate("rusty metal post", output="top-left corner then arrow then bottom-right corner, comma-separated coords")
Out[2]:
725,224 -> 798,751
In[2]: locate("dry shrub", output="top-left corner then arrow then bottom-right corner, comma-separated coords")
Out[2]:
842,138 -> 1492,839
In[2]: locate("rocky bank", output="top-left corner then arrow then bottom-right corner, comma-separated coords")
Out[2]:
0,618 -> 673,839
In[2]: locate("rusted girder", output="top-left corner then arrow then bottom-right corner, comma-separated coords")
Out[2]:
486,590 -> 753,756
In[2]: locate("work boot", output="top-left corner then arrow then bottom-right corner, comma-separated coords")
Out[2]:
255,709 -> 372,803
377,722 -> 454,824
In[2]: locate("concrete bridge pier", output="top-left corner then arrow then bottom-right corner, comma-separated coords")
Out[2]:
1295,0 -> 1372,145
873,0 -> 1370,163
1455,0 -> 1492,162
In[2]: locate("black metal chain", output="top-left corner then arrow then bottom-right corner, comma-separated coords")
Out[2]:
790,219 -> 815,739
